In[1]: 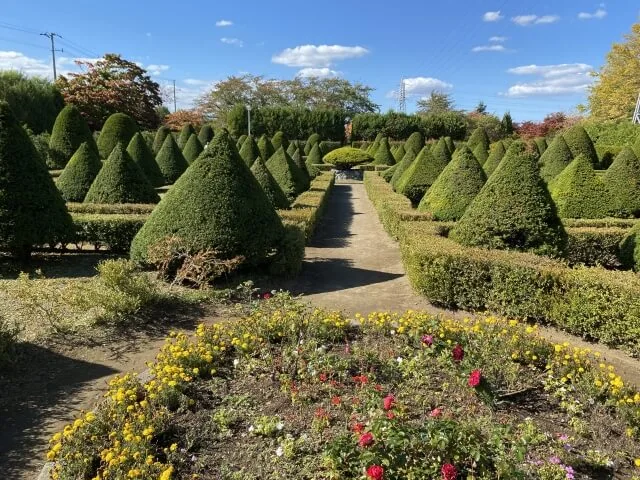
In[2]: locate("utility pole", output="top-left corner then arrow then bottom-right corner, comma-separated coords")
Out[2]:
633,92 -> 640,125
398,77 -> 406,114
173,80 -> 177,113
40,32 -> 62,80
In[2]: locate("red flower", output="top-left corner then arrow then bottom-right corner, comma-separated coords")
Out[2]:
366,465 -> 384,480
315,407 -> 329,420
441,463 -> 458,480
421,334 -> 434,346
352,422 -> 365,434
319,372 -> 328,382
386,411 -> 395,419
374,384 -> 383,392
358,432 -> 374,447
353,375 -> 369,385
383,394 -> 395,411
263,292 -> 272,299
429,407 -> 443,418
331,396 -> 342,406
468,369 -> 482,388
452,344 -> 464,363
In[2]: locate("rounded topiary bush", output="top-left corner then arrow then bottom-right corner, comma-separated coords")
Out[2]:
323,147 -> 373,169
155,134 -> 189,184
266,146 -> 308,201
450,141 -> 566,257
97,113 -> 139,159
251,157 -> 290,209
177,123 -> 196,150
258,134 -> 275,163
239,135 -> 261,168
182,134 -> 204,164
305,143 -> 322,178
271,131 -> 288,151
236,134 -> 248,150
390,148 -> 417,190
562,125 -> 598,167
417,145 -> 486,220
483,141 -> 506,177
539,135 -> 573,183
404,131 -> 424,155
198,124 -> 214,145
48,105 -> 97,169
467,127 -> 490,154
392,144 -> 406,164
397,145 -> 446,204
85,143 -> 160,204
0,101 -> 74,257
56,142 -> 103,202
602,146 -> 640,217
549,154 -> 612,219
153,126 -> 171,154
372,138 -> 395,166
127,132 -> 165,187
304,133 -> 320,155
130,131 -> 286,267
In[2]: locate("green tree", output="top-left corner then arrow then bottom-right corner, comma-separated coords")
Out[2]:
372,138 -> 395,166
177,123 -> 196,149
182,134 -> 204,164
271,131 -> 289,151
239,136 -> 261,168
258,134 -> 275,162
562,125 -> 598,166
48,104 -> 98,169
539,135 -> 573,182
602,146 -> 640,217
266,147 -> 308,201
483,141 -> 506,177
56,142 -> 103,202
416,91 -> 454,114
153,126 -> 171,154
475,101 -> 487,114
155,134 -> 189,184
97,113 -> 140,159
127,132 -> 165,187
251,157 -> 290,209
501,112 -> 514,135
390,148 -> 417,190
198,124 -> 215,145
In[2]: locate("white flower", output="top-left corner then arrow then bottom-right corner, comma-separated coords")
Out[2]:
390,329 -> 396,335
275,446 -> 284,457
233,359 -> 239,367
396,357 -> 403,364
276,422 -> 284,430
248,425 -> 254,432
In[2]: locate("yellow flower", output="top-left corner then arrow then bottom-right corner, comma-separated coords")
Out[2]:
635,458 -> 640,468
159,465 -> 174,480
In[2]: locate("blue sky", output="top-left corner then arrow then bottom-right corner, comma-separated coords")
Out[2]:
1,0 -> 638,121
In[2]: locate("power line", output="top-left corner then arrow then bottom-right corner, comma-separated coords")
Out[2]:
40,32 -> 62,79
0,22 -> 41,35
0,36 -> 50,50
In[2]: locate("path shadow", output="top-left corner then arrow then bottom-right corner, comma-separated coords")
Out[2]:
0,252 -> 124,280
287,257 -> 403,295
309,184 -> 357,248
0,343 -> 118,477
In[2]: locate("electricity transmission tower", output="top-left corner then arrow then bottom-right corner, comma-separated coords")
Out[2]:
40,32 -> 62,79
398,78 -> 406,113
633,92 -> 640,125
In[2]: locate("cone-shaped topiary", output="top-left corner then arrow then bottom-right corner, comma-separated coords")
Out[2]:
390,148 -> 417,189
602,146 -> 640,217
534,137 -> 547,156
85,143 -> 159,204
368,133 -> 383,156
251,157 -> 290,209
467,127 -> 490,153
417,145 -> 486,220
404,132 -> 424,155
472,143 -> 489,166
177,123 -> 196,150
56,142 -> 103,202
97,113 -> 139,159
444,136 -> 455,155
305,143 -> 322,178
286,141 -> 297,156
382,164 -> 398,182
539,135 -> 573,183
360,141 -> 370,151
271,131 -> 289,151
431,137 -> 452,167
633,134 -> 640,159
549,154 -> 612,219
258,134 -> 275,162
372,138 -> 395,166
483,141 -> 506,177
450,142 -> 566,256
130,131 -> 285,266
291,148 -> 311,187
126,132 -> 165,187
619,223 -> 640,270
198,124 -> 214,145
48,105 -> 97,169
239,135 -> 260,168
236,134 -> 248,150
153,126 -> 171,154
266,146 -> 308,201
392,144 -> 406,163
155,134 -> 189,184
0,102 -> 74,257
182,134 -> 204,164
562,125 -> 598,167
304,133 -> 320,155
395,146 -> 441,203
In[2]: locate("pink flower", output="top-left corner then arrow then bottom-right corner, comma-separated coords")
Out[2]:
331,396 -> 342,406
319,372 -> 328,382
468,369 -> 482,388
353,375 -> 369,385
358,432 -> 374,447
441,463 -> 458,480
429,407 -> 443,418
386,411 -> 395,419
352,422 -> 365,434
421,334 -> 434,346
383,394 -> 395,411
263,292 -> 272,299
366,465 -> 384,480
452,344 -> 464,363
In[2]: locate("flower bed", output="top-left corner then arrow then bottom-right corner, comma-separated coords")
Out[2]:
47,295 -> 640,479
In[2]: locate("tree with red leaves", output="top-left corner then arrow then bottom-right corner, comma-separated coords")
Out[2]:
57,54 -> 163,130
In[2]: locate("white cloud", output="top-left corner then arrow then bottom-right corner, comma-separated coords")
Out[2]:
472,44 -> 507,52
216,20 -> 233,27
272,44 -> 369,68
578,8 -> 607,20
296,67 -> 340,78
512,14 -> 560,26
489,36 -> 507,43
403,77 -> 453,96
503,63 -> 594,97
221,37 -> 243,47
0,51 -> 102,79
483,11 -> 503,22
145,64 -> 170,75
184,78 -> 211,86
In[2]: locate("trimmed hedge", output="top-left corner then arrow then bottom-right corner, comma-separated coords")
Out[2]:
239,135 -> 261,168
251,157 -> 290,209
258,134 -> 275,162
198,124 -> 214,145
127,132 -> 165,187
392,144 -> 406,164
390,148 -> 417,189
182,134 -> 204,164
48,105 -> 98,169
382,164 -> 398,182
304,133 -> 320,155
472,143 -> 488,166
155,134 -> 189,184
266,147 -> 309,201
404,132 -> 424,155
562,125 -> 598,167
483,141 -> 506,177
602,146 -> 640,217
539,135 -> 573,183
306,143 -> 323,177
271,131 -> 288,151
177,124 -> 196,150
318,140 -> 341,156
352,111 -> 466,141
72,213 -> 147,253
372,138 -> 395,166
56,142 -> 103,202
97,113 -> 139,159
534,137 -> 547,156
67,202 -> 156,215
153,126 -> 171,155
467,127 -> 489,153
323,147 -> 372,169
565,227 -> 625,268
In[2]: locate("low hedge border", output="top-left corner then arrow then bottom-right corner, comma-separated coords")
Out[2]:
565,227 -> 626,268
562,217 -> 639,229
66,203 -> 157,215
71,214 -> 148,253
364,171 -> 640,355
278,171 -> 335,241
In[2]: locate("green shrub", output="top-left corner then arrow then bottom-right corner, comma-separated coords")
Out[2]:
67,202 -> 155,214
48,105 -> 98,169
318,140 -> 341,156
271,131 -> 288,151
182,134 -> 203,164
131,131 -> 286,267
73,213 -> 147,252
266,146 -> 309,201
285,141 -> 297,156
239,135 -> 261,168
472,143 -> 489,166
619,222 -> 640,270
565,227 -> 625,268
367,133 -> 383,156
395,145 -> 442,205
305,143 -> 322,177
97,113 -> 139,159
141,131 -> 155,152
483,141 -> 506,177
417,145 -> 485,220
562,124 -> 598,166
444,136 -> 455,155
583,118 -> 639,146
534,137 -> 547,156
0,101 -> 74,257
29,131 -> 51,166
304,133 -> 320,155
359,141 -> 369,151
177,123 -> 196,149
392,143 -> 406,163
258,134 -> 275,162
372,137 -> 395,166
291,148 -> 311,186
450,141 -> 566,257
56,142 -> 103,202
85,143 -> 160,204
323,147 -> 372,169
155,134 -> 189,184
634,134 -> 640,158
431,137 -> 452,166
153,126 -> 171,154
466,127 -> 490,153
381,164 -> 398,182
602,146 -> 640,217
267,224 -> 305,276
198,124 -> 214,145
538,135 -> 573,183
595,144 -> 622,169
251,158 -> 290,209
126,132 -> 165,188
549,154 -> 612,219
390,148 -> 417,189
404,131 -> 424,154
